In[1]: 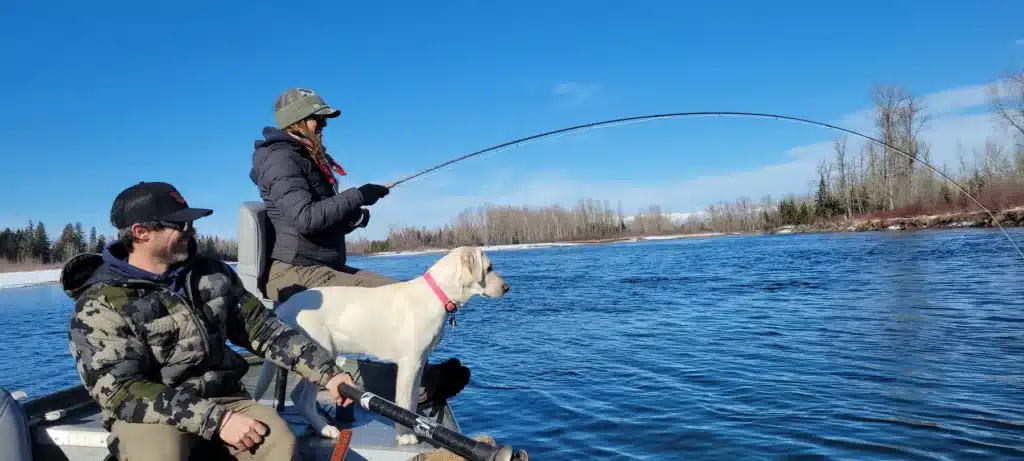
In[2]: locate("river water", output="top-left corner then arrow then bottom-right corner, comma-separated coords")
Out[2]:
2,229 -> 1023,459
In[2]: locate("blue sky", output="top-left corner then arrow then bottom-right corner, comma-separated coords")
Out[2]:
1,1 -> 1022,241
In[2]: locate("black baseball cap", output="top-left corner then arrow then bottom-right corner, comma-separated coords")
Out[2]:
110,182 -> 213,229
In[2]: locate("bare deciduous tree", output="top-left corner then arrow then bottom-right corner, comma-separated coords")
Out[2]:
990,68 -> 1024,148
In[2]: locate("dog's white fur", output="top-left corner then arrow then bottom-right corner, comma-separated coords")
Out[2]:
251,246 -> 509,445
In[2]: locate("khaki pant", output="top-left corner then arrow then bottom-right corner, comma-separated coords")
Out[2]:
107,397 -> 295,461
264,260 -> 398,302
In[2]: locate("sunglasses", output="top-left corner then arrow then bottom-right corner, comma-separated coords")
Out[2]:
157,220 -> 194,232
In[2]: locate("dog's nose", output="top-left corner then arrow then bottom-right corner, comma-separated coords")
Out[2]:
502,282 -> 510,293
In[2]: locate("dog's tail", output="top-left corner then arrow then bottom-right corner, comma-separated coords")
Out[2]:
251,360 -> 280,402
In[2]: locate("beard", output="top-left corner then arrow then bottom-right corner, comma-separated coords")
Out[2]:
157,234 -> 192,265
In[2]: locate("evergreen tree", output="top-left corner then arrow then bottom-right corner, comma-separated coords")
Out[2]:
814,176 -> 830,218
55,224 -> 78,262
32,222 -> 50,262
88,227 -> 98,252
19,222 -> 35,260
797,203 -> 810,224
0,229 -> 13,260
940,182 -> 953,206
777,197 -> 801,225
74,222 -> 86,253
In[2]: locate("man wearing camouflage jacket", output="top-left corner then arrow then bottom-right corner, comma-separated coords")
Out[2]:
62,181 -> 356,460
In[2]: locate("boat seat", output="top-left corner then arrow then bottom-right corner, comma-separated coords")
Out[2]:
237,201 -> 293,411
237,201 -> 276,310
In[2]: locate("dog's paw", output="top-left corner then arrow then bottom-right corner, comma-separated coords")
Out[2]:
320,425 -> 341,439
396,433 -> 420,445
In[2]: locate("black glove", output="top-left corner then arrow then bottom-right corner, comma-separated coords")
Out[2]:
418,358 -> 470,407
358,184 -> 390,206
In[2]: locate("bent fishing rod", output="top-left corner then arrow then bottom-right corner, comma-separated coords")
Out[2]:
336,382 -> 527,461
383,111 -> 1024,261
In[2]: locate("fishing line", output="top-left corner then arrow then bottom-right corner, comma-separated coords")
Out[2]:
384,111 -> 1024,261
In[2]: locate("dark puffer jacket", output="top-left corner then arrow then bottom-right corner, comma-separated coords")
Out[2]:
249,127 -> 368,270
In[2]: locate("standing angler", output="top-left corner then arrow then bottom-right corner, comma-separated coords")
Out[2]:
62,181 -> 356,461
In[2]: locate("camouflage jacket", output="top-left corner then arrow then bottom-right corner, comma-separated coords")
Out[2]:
62,242 -> 342,440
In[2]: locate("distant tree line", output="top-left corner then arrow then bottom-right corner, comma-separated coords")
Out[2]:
0,221 -> 238,272
195,235 -> 239,262
347,201 -> 710,254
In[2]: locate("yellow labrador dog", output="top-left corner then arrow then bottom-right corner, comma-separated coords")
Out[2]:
252,246 -> 510,444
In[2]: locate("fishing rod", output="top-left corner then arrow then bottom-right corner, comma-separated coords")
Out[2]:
384,111 -> 1024,261
336,382 -> 527,461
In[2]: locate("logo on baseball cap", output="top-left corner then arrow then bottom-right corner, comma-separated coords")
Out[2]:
110,182 -> 213,229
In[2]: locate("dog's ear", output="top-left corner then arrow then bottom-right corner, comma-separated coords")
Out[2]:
458,247 -> 477,286
474,247 -> 486,281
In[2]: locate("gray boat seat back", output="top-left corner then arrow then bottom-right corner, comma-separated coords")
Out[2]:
0,388 -> 32,461
237,201 -> 276,308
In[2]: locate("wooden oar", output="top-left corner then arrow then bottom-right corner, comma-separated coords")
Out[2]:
330,428 -> 353,461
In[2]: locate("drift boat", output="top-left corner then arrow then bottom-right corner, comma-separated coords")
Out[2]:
0,202 -> 466,461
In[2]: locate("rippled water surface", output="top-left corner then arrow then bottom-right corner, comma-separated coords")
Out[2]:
2,228 -> 1023,459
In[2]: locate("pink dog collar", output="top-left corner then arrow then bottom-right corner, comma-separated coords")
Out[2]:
424,272 -> 458,313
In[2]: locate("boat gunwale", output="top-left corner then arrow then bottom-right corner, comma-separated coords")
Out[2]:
18,353 -> 464,458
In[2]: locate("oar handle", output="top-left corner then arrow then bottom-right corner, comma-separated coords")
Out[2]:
337,383 -> 527,461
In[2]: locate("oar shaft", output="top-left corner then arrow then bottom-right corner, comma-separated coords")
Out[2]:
337,383 -> 524,461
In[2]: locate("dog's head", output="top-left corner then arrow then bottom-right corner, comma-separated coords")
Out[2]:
437,246 -> 510,299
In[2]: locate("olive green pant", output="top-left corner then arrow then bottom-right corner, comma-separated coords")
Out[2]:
264,260 -> 398,302
107,397 -> 295,461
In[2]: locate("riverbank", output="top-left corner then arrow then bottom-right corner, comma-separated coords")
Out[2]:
367,232 -> 725,257
3,210 -> 1017,289
365,207 -> 1024,257
0,268 -> 63,290
0,261 -> 240,290
0,235 -> 721,288
766,206 -> 1024,235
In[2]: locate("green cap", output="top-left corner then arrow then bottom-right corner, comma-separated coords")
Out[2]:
273,88 -> 341,129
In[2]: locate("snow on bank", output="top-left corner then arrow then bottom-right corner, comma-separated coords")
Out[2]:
0,261 -> 240,291
368,233 -> 725,258
0,269 -> 61,290
370,241 -> 583,258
